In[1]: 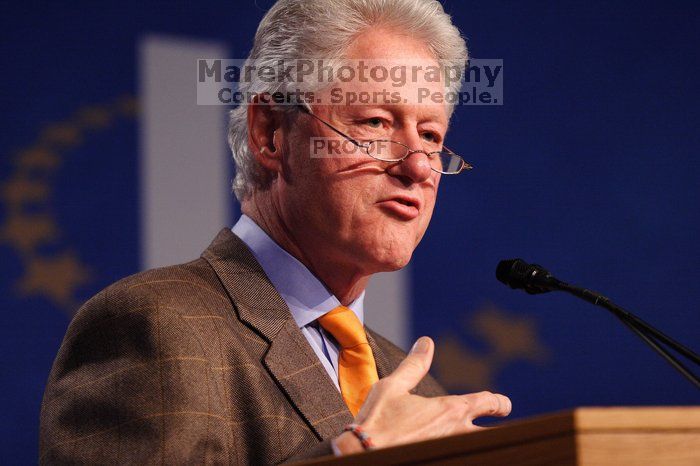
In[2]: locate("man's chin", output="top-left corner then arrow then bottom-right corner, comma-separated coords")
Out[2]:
346,235 -> 417,273
369,249 -> 414,273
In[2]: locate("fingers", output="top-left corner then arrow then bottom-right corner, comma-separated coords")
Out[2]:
462,391 -> 512,420
386,337 -> 434,393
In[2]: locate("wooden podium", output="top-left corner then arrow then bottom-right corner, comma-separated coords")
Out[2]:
296,407 -> 700,465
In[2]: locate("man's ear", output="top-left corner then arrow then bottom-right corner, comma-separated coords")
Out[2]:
247,94 -> 284,174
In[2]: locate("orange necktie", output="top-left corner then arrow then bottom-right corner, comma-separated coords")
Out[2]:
317,306 -> 379,416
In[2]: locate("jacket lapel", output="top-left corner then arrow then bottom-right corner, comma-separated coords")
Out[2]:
263,320 -> 354,439
366,329 -> 397,379
202,229 -> 353,440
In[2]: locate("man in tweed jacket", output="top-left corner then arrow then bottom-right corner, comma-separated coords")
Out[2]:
40,0 -> 512,464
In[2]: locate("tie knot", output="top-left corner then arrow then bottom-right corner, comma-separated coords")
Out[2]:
317,306 -> 367,349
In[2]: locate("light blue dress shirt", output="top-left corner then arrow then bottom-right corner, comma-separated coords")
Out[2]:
232,214 -> 365,391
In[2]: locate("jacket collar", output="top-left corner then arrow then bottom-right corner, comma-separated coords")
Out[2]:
230,214 -> 365,331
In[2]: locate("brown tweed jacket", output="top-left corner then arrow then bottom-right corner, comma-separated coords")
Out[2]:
39,229 -> 445,465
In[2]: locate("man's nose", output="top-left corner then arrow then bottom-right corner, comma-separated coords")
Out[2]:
385,134 -> 434,184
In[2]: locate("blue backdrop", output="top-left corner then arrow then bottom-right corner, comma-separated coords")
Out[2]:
1,1 -> 698,463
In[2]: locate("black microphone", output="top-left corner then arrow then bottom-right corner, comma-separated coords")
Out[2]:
495,258 -> 700,389
496,258 -> 607,305
495,258 -> 561,294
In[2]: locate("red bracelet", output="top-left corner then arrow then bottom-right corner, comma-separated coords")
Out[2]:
343,423 -> 375,450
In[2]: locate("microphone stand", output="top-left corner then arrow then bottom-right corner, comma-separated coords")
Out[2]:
556,281 -> 700,389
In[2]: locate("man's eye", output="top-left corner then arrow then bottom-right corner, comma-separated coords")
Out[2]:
421,132 -> 441,143
364,118 -> 383,128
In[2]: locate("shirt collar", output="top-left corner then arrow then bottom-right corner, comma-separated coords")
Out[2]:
232,214 -> 364,328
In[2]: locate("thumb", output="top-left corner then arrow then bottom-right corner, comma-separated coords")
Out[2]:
389,336 -> 434,392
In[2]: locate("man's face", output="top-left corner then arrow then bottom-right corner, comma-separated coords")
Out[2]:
276,28 -> 449,276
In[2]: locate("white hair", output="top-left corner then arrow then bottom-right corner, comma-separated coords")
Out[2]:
228,0 -> 468,200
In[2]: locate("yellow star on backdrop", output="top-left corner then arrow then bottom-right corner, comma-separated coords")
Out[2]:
16,147 -> 61,171
17,252 -> 91,308
78,106 -> 112,128
0,214 -> 58,252
433,303 -> 551,392
41,123 -> 82,148
1,177 -> 50,206
470,304 -> 550,362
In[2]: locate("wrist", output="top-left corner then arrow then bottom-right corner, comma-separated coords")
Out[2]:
332,431 -> 365,456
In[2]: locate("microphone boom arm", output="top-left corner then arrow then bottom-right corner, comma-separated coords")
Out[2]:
557,281 -> 700,365
556,280 -> 700,389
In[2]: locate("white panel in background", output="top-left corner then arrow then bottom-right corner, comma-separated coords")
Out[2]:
140,36 -> 229,269
365,268 -> 410,351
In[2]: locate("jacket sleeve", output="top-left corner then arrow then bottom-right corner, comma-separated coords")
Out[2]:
282,439 -> 336,464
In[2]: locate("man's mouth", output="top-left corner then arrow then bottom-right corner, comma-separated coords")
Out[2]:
377,195 -> 421,220
390,195 -> 421,209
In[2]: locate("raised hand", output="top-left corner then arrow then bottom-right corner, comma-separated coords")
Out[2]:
334,337 -> 512,454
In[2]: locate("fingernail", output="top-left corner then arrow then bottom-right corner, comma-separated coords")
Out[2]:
411,337 -> 430,354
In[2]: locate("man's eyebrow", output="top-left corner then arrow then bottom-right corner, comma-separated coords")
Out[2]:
415,111 -> 449,127
337,103 -> 448,127
380,104 -> 448,120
